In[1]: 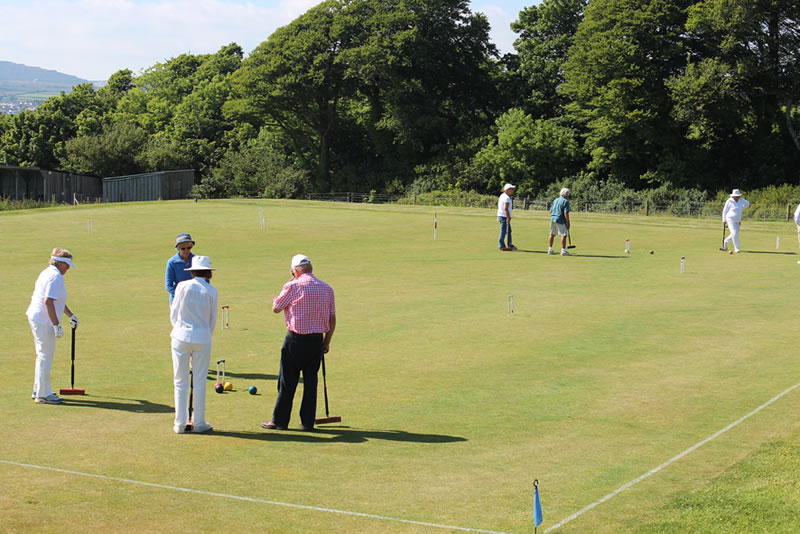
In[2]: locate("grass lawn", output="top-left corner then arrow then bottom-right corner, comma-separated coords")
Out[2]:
1,199 -> 799,533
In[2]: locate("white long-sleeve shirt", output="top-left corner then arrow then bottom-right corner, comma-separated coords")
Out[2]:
794,203 -> 800,225
170,277 -> 218,344
722,197 -> 750,222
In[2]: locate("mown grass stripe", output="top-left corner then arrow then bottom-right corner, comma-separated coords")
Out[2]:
545,382 -> 800,533
0,459 -> 511,534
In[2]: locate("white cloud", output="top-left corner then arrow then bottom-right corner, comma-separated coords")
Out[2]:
0,0 -> 528,80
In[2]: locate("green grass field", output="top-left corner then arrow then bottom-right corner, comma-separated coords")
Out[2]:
2,200 -> 799,533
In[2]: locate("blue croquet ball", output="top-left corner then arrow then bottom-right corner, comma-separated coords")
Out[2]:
248,386 -> 257,395
215,382 -> 224,394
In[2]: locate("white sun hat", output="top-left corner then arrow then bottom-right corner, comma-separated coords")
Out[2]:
291,254 -> 311,269
730,189 -> 742,197
184,255 -> 215,271
503,183 -> 516,191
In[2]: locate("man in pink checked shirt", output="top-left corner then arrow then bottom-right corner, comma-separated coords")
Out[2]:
262,254 -> 336,431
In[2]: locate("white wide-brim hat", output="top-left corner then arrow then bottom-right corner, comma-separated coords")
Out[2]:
51,256 -> 76,268
730,189 -> 742,197
503,183 -> 516,191
291,254 -> 311,269
184,255 -> 215,271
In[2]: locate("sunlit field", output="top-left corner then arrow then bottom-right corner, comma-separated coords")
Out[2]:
2,199 -> 799,533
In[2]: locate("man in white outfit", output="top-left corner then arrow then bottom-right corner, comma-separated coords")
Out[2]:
794,202 -> 800,248
170,255 -> 218,434
722,189 -> 750,253
26,248 -> 79,404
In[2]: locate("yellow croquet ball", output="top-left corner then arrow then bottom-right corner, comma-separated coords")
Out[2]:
223,381 -> 233,391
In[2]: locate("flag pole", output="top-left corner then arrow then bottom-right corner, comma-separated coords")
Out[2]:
533,479 -> 543,533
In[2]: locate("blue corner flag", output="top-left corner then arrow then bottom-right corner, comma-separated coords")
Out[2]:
533,481 -> 543,528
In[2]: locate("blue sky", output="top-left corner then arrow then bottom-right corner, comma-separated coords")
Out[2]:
0,0 -> 535,81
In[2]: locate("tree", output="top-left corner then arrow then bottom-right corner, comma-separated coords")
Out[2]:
669,0 -> 800,186
561,0 -> 694,187
512,0 -> 588,119
0,83 -> 108,168
472,109 -> 583,195
63,122 -> 147,176
229,0 -> 501,192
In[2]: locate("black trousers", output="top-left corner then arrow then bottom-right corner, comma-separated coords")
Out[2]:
272,331 -> 322,428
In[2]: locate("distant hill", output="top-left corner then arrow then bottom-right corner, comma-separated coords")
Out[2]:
0,61 -> 91,111
0,60 -> 87,84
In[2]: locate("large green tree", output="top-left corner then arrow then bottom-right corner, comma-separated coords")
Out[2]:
561,0 -> 694,187
228,0 -> 500,192
512,0 -> 587,119
668,0 -> 800,187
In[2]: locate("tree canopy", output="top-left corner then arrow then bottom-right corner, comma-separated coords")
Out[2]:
1,0 -> 798,199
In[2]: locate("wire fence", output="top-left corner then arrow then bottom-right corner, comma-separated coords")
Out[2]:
306,192 -> 799,221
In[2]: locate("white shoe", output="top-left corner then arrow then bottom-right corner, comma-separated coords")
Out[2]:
174,425 -> 186,434
35,394 -> 63,404
561,251 -> 572,256
193,422 -> 212,433
734,249 -> 741,253
547,249 -> 556,255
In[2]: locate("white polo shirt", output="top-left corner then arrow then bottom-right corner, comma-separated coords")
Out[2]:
170,277 -> 218,344
26,265 -> 67,325
497,192 -> 512,218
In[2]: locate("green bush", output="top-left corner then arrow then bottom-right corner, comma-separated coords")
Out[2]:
0,196 -> 58,211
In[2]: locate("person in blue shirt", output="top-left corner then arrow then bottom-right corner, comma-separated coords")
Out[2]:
165,233 -> 196,303
548,188 -> 572,256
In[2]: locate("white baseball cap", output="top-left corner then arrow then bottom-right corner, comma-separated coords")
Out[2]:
503,183 -> 516,191
184,255 -> 215,271
291,254 -> 311,269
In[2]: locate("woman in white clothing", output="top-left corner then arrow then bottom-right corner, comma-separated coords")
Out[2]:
170,255 -> 218,434
722,189 -> 750,253
26,248 -> 79,404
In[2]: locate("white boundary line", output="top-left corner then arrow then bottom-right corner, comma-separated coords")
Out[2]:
544,382 -> 800,533
0,460 -> 510,534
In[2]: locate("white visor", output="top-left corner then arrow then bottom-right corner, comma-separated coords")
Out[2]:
51,256 -> 76,268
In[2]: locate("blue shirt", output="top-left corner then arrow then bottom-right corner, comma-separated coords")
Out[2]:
165,252 -> 194,302
550,196 -> 570,224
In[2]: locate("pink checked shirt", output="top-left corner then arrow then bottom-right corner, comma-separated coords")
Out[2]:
273,273 -> 336,334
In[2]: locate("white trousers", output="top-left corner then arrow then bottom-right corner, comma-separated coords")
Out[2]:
171,338 -> 211,429
29,318 -> 57,398
724,219 -> 741,251
796,223 -> 800,247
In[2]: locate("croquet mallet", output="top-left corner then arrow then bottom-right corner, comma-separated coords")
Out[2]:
315,353 -> 341,424
60,325 -> 85,395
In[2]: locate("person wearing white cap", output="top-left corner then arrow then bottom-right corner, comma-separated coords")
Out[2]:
548,188 -> 572,255
26,248 -> 79,404
722,189 -> 750,253
262,254 -> 336,431
165,233 -> 196,304
169,255 -> 218,433
497,183 -> 517,250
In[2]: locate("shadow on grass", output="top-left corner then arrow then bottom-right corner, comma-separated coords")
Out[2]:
738,250 -> 797,255
210,426 -> 467,444
204,372 -> 278,381
516,249 -> 627,259
61,396 -> 173,414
